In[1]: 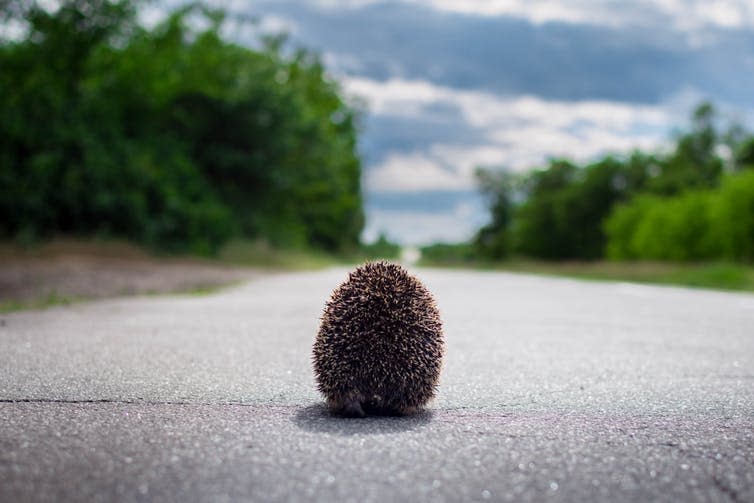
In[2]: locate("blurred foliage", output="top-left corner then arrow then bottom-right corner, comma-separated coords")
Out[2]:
605,171 -> 754,262
360,233 -> 401,260
469,102 -> 754,263
647,102 -> 723,195
712,171 -> 754,261
217,239 -> 343,270
420,242 -> 476,264
0,0 -> 363,254
454,259 -> 754,293
605,192 -> 716,261
473,168 -> 518,260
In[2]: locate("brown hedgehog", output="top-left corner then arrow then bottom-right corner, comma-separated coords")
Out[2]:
313,261 -> 444,417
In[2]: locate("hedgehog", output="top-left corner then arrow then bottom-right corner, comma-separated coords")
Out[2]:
313,261 -> 444,417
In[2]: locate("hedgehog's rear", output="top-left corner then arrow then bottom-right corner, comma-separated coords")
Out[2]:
313,261 -> 444,417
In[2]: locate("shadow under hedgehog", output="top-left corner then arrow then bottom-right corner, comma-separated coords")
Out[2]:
313,261 -> 444,417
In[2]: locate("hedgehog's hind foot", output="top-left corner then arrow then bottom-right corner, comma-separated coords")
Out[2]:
330,397 -> 366,418
362,399 -> 418,417
396,405 -> 420,416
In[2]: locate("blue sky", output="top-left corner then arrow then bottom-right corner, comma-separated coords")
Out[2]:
173,0 -> 754,244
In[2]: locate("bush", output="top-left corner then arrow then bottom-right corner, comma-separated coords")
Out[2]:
604,172 -> 754,263
420,242 -> 476,264
503,157 -> 644,260
604,197 -> 650,260
630,191 -> 718,261
361,233 -> 401,259
474,103 -> 752,263
0,1 -> 363,255
710,171 -> 754,262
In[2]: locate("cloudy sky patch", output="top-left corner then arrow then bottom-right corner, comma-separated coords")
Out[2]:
347,75 -> 674,188
310,0 -> 754,31
197,0 -> 754,244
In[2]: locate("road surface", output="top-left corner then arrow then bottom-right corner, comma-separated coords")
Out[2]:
1,268 -> 753,502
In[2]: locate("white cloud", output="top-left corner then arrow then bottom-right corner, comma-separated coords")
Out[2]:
363,205 -> 487,245
367,152 -> 470,191
347,76 -> 675,192
312,0 -> 379,7
345,78 -> 450,116
651,0 -> 754,30
345,77 -> 671,134
407,0 -> 610,24
256,14 -> 298,34
429,145 -> 508,174
367,143 -> 526,194
310,0 -> 754,32
138,5 -> 168,28
0,18 -> 27,42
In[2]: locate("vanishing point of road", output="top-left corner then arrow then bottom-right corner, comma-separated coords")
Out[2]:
1,268 -> 752,502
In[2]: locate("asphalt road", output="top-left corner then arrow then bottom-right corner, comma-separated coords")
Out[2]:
1,268 -> 753,502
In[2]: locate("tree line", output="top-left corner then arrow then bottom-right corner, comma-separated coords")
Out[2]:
0,0 -> 364,255
424,103 -> 754,264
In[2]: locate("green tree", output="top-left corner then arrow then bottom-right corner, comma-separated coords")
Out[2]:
0,1 -> 364,254
473,168 -> 518,259
510,158 -> 639,260
511,160 -> 577,259
472,102 -> 747,263
604,173 -> 754,263
361,233 -> 401,259
649,102 -> 723,194
710,171 -> 754,261
735,137 -> 754,170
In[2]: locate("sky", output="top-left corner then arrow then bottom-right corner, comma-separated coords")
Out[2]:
189,0 -> 754,245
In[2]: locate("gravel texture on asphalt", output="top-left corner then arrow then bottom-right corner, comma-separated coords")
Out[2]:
0,253 -> 256,304
1,268 -> 752,502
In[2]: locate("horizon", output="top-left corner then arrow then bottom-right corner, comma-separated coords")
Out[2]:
150,0 -> 753,244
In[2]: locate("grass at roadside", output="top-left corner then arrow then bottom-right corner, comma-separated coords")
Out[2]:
0,238 -> 352,269
0,237 -> 379,313
4,238 -> 752,313
0,239 -> 270,313
0,283 -> 249,313
420,258 -> 754,293
217,239 -> 346,269
0,291 -> 79,313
